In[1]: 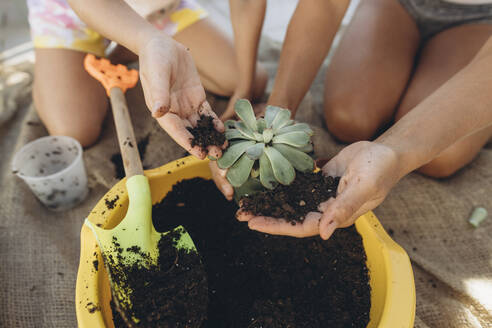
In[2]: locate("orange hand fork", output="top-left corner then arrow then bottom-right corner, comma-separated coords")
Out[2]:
84,54 -> 141,176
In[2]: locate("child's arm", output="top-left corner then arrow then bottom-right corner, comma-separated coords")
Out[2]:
68,0 -> 157,56
221,0 -> 266,120
68,0 -> 226,159
268,0 -> 350,114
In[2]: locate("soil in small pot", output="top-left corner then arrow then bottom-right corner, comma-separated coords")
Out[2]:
110,228 -> 208,328
186,115 -> 226,150
241,171 -> 340,224
110,178 -> 370,327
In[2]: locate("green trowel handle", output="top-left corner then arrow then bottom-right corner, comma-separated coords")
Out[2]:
109,87 -> 144,177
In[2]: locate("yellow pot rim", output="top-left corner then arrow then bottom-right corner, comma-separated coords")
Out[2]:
76,156 -> 415,328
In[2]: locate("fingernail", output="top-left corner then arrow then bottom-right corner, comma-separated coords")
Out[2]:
152,102 -> 164,117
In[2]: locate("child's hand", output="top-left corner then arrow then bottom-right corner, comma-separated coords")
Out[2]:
209,160 -> 234,201
139,35 -> 225,159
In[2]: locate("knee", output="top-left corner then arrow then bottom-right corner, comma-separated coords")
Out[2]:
48,121 -> 103,148
418,154 -> 461,179
324,102 -> 379,143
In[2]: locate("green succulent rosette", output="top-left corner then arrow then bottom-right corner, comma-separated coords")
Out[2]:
217,99 -> 314,193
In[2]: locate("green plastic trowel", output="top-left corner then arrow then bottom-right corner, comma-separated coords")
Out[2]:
83,54 -> 202,327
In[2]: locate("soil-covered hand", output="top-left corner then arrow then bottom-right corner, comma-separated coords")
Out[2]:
139,35 -> 225,159
237,141 -> 403,239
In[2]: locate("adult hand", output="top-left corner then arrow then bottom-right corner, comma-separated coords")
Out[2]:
138,35 -> 225,159
237,141 -> 403,239
209,160 -> 234,201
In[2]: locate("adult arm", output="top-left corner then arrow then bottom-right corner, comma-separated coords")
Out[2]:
268,0 -> 350,113
221,0 -> 266,120
241,37 -> 492,239
68,0 -> 226,159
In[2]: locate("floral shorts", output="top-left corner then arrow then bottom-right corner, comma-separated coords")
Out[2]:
27,0 -> 208,56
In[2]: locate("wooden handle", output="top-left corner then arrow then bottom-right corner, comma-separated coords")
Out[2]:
109,87 -> 143,177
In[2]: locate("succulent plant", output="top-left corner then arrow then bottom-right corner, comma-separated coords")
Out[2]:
217,99 -> 314,190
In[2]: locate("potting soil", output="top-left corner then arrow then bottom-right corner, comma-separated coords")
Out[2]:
241,171 -> 340,223
112,178 -> 371,328
110,228 -> 208,328
186,115 -> 226,150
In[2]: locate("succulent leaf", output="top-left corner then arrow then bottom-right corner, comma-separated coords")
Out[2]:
234,99 -> 258,132
217,140 -> 255,169
273,144 -> 314,172
257,119 -> 267,133
264,106 -> 282,128
264,146 -> 295,185
298,143 -> 314,153
253,132 -> 263,142
221,99 -> 315,191
277,123 -> 313,136
245,143 -> 265,160
272,131 -> 310,147
226,153 -> 255,187
259,152 -> 277,189
224,120 -> 236,129
225,129 -> 251,140
271,109 -> 292,131
263,129 -> 274,144
234,121 -> 256,140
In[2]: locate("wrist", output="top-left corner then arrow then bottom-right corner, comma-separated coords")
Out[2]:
374,136 -> 419,179
136,28 -> 169,55
268,88 -> 301,116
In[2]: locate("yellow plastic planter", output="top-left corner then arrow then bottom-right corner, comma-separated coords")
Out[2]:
76,156 -> 415,328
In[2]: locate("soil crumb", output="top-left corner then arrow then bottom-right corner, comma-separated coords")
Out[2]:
105,195 -> 119,210
141,178 -> 371,328
241,171 -> 340,223
187,115 -> 225,150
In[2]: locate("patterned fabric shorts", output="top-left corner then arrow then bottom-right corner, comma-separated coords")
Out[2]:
27,0 -> 208,56
398,0 -> 492,39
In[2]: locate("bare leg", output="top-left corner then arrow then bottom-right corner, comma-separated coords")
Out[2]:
324,0 -> 420,142
33,48 -> 108,147
396,24 -> 492,178
174,18 -> 268,100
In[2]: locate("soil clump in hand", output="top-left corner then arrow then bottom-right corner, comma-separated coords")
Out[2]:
187,115 -> 225,150
241,171 -> 340,223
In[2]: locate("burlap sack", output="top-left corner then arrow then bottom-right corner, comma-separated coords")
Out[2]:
1,33 -> 491,328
